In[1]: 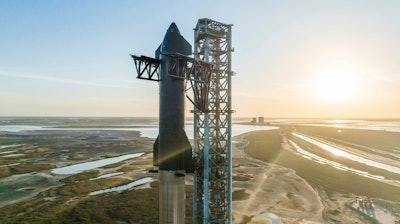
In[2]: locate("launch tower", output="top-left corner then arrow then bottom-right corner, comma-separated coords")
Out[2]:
192,18 -> 234,224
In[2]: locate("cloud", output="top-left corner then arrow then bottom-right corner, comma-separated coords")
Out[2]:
0,71 -> 131,89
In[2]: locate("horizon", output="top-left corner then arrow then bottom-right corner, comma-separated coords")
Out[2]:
1,1 -> 400,118
1,116 -> 400,121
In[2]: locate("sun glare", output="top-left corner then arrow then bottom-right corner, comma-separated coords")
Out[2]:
314,66 -> 359,104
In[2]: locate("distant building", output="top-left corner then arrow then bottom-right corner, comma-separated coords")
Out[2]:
258,117 -> 264,123
251,118 -> 257,123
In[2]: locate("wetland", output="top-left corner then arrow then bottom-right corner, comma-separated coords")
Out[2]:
1,117 -> 399,223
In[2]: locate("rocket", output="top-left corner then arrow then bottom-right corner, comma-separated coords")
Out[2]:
132,19 -> 230,224
154,23 -> 193,224
154,22 -> 194,173
132,22 -> 199,223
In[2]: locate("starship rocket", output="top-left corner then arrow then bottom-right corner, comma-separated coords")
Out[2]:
153,23 -> 193,173
131,22 -> 199,223
154,23 -> 193,173
154,23 -> 193,224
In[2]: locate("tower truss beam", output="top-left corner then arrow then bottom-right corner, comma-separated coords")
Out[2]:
193,18 -> 233,224
131,53 -> 213,113
130,55 -> 161,81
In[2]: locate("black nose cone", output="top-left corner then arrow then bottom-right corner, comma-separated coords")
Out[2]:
167,22 -> 180,34
159,22 -> 192,56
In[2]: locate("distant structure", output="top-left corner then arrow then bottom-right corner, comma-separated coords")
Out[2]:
350,198 -> 378,223
250,117 -> 265,124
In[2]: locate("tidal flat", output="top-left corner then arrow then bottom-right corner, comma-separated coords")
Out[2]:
0,128 -> 154,208
243,127 -> 400,223
1,117 -> 400,223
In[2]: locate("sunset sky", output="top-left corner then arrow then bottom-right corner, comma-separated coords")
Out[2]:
1,1 -> 399,118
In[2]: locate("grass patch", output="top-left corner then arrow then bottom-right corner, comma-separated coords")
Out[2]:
102,161 -> 125,169
68,154 -> 89,161
244,129 -> 282,162
61,170 -> 100,184
0,181 -> 194,224
232,175 -> 252,182
0,163 -> 56,178
0,173 -> 58,206
130,159 -> 152,166
56,178 -> 129,196
117,165 -> 140,172
232,189 -> 250,201
286,192 -> 294,199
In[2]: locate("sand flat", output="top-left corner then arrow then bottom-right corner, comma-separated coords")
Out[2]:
232,134 -> 325,223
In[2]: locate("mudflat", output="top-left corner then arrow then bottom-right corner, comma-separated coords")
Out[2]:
244,128 -> 400,223
1,126 -> 399,223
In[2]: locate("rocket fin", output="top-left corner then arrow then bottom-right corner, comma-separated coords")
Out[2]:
179,36 -> 192,56
153,135 -> 159,167
180,128 -> 194,173
158,128 -> 193,173
155,44 -> 161,59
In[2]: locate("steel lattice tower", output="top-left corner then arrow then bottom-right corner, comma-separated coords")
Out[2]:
193,18 -> 233,224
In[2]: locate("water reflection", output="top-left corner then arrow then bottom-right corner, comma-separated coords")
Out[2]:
0,163 -> 20,168
289,140 -> 388,182
0,150 -> 16,155
90,177 -> 152,195
0,126 -> 43,132
293,133 -> 400,175
1,153 -> 24,158
0,144 -> 24,149
135,124 -> 279,139
90,172 -> 124,180
51,153 -> 144,175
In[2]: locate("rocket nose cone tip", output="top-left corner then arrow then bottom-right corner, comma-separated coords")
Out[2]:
168,22 -> 180,34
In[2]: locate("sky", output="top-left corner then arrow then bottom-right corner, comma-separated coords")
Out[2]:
1,0 -> 399,118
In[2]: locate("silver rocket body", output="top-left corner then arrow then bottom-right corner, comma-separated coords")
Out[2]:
154,23 -> 193,224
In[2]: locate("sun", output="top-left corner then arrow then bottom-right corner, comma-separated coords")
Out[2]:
314,66 -> 359,104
